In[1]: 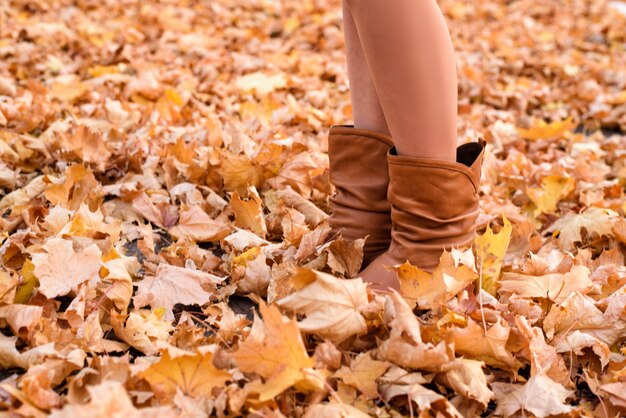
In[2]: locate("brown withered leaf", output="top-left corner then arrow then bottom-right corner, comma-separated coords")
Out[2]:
437,359 -> 494,407
138,347 -> 231,402
31,238 -> 102,299
229,187 -> 267,237
55,125 -> 112,170
231,300 -> 324,401
168,205 -> 231,242
515,315 -> 570,385
546,206 -> 618,251
499,265 -> 594,303
396,248 -> 478,310
110,309 -> 173,355
325,237 -> 365,278
447,317 -> 516,369
335,352 -> 389,398
277,268 -> 369,344
379,292 -> 452,371
494,375 -> 573,417
45,164 -> 102,211
134,264 -> 225,320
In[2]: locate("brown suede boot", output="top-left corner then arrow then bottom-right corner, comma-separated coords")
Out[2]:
328,125 -> 394,267
359,138 -> 487,290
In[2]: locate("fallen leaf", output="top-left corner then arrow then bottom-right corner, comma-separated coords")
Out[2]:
494,375 -> 573,417
517,117 -> 576,140
499,265 -> 594,303
138,347 -> 231,402
134,264 -> 225,320
31,238 -> 101,299
474,213 -> 513,296
335,352 -> 389,398
169,205 -> 231,242
277,268 -> 369,344
447,317 -> 516,369
231,300 -> 324,401
546,206 -> 618,251
396,248 -> 478,310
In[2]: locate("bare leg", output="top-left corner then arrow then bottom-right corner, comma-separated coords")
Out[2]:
343,0 -> 458,161
342,2 -> 389,135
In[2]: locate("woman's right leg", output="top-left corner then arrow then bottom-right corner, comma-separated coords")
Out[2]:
342,1 -> 389,135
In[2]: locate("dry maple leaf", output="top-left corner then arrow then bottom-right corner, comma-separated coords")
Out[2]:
447,317 -> 516,369
599,382 -> 626,409
168,205 -> 231,242
494,375 -> 573,417
303,403 -> 371,418
0,304 -> 43,338
231,300 -> 324,402
543,291 -> 626,347
31,238 -> 101,299
517,117 -> 576,140
49,380 -> 178,418
379,366 -> 463,418
218,152 -> 264,195
99,256 -> 133,310
236,72 -> 287,96
525,174 -> 576,216
138,346 -> 231,402
335,351 -> 389,399
20,364 -> 62,410
515,315 -> 570,385
276,268 -> 369,344
44,164 -> 102,211
134,263 -> 225,320
397,248 -> 478,310
499,265 -> 594,304
55,124 -> 112,170
546,206 -> 618,251
474,213 -> 512,296
110,309 -> 173,355
437,359 -> 494,407
325,237 -> 365,278
379,292 -> 452,371
234,251 -> 272,296
229,188 -> 267,237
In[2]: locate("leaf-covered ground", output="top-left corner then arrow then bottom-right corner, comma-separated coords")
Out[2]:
1,0 -> 626,416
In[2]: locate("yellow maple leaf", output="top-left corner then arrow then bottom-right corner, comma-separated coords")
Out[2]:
525,175 -> 575,216
138,347 -> 231,401
14,260 -> 38,304
231,300 -> 324,401
474,214 -> 513,296
517,117 -> 576,140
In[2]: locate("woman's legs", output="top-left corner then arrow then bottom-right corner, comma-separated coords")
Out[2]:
342,2 -> 389,135
343,0 -> 458,161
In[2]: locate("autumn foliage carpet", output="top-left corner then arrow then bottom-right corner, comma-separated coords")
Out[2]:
2,0 -> 626,416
